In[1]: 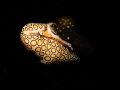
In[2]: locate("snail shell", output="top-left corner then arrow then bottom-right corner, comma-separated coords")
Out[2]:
20,23 -> 80,65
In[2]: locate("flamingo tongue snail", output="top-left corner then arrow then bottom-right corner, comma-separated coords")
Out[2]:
20,22 -> 80,65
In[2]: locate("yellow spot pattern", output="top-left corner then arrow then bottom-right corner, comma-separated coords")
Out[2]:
52,59 -> 57,62
51,48 -> 56,53
38,40 -> 42,46
51,54 -> 56,58
57,53 -> 61,57
31,40 -> 37,46
43,40 -> 48,44
45,56 -> 51,61
35,47 -> 41,52
25,27 -> 28,31
38,24 -> 42,29
33,35 -> 39,39
60,55 -> 65,60
39,52 -> 44,56
27,35 -> 32,39
42,46 -> 46,51
52,42 -> 56,47
47,44 -> 51,49
45,51 -> 50,55
33,25 -> 38,30
27,45 -> 32,49
29,27 -> 33,31
56,46 -> 60,51
24,39 -> 29,44
26,23 -> 32,26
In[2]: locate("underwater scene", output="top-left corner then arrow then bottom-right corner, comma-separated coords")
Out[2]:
1,0 -> 100,89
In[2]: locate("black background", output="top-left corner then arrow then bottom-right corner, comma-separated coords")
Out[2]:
0,0 -> 105,89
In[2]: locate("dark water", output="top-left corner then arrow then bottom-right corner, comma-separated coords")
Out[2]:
1,0 -> 103,89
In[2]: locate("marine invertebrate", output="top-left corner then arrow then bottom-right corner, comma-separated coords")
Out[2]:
20,22 -> 80,65
53,16 -> 75,42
